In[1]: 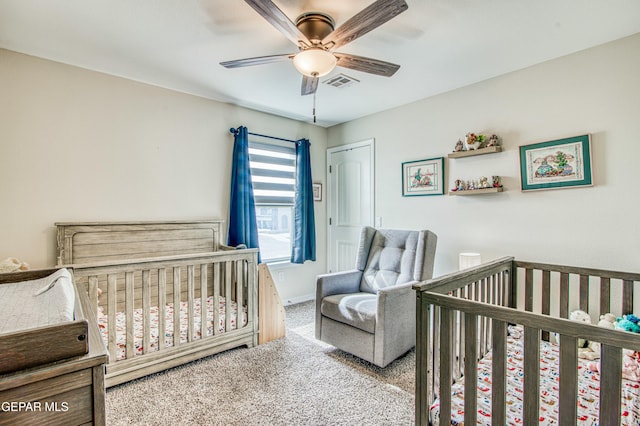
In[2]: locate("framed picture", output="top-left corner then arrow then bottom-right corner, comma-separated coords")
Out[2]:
312,183 -> 322,201
401,157 -> 445,196
519,134 -> 592,191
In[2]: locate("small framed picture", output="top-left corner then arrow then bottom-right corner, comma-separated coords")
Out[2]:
312,183 -> 322,201
519,134 -> 593,191
401,157 -> 445,196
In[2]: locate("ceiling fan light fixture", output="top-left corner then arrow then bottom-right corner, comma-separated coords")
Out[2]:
293,48 -> 336,77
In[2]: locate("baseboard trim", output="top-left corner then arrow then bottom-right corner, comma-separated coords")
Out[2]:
283,293 -> 315,306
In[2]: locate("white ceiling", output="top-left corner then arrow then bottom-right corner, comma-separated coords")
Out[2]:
1,1 -> 639,127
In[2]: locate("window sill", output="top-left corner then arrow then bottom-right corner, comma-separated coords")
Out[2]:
264,259 -> 292,268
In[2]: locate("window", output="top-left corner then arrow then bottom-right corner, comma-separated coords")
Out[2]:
249,140 -> 296,263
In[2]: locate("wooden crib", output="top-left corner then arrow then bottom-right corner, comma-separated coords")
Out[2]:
414,256 -> 640,425
56,220 -> 259,387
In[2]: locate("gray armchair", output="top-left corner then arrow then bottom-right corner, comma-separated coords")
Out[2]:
315,227 -> 437,367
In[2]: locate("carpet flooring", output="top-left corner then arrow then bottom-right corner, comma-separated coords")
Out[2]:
105,301 -> 416,425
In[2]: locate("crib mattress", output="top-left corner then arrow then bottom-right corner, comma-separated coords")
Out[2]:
0,268 -> 75,334
97,296 -> 247,361
430,326 -> 640,425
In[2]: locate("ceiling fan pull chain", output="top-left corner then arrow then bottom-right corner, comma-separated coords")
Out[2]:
313,91 -> 317,123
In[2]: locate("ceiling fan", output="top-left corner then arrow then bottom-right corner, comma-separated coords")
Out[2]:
220,0 -> 409,96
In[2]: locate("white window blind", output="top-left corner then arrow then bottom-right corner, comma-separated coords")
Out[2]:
249,139 -> 296,262
248,141 -> 296,205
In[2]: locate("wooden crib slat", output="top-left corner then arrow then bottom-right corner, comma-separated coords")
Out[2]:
599,344 -> 622,426
431,305 -> 440,410
88,276 -> 99,315
439,307 -> 453,424
173,267 -> 181,347
125,271 -> 135,359
479,278 -> 488,356
158,268 -> 166,351
414,296 -> 431,426
142,269 -> 151,355
236,260 -> 244,328
213,262 -> 220,335
107,274 -> 117,362
491,320 -> 507,426
525,268 -> 534,312
200,264 -> 207,339
560,272 -> 569,319
600,277 -> 611,316
455,311 -> 464,379
225,261 -> 232,331
247,261 -> 258,326
541,270 -> 551,341
523,326 -> 540,424
579,274 -> 589,312
623,279 -> 633,314
558,334 -> 578,424
463,313 -> 478,426
187,265 -> 194,342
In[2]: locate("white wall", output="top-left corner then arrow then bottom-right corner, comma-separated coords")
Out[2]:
0,48 -> 326,302
327,33 -> 640,277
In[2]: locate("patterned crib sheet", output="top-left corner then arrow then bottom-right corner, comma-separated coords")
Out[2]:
430,326 -> 640,425
97,296 -> 247,361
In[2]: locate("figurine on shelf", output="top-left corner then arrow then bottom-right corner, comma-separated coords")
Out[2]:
465,133 -> 485,151
454,139 -> 464,152
487,134 -> 499,147
492,176 -> 502,188
454,179 -> 466,191
479,176 -> 490,188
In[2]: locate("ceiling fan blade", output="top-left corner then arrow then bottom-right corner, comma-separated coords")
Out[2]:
323,0 -> 408,50
301,75 -> 318,96
244,0 -> 310,46
220,53 -> 293,69
334,52 -> 400,77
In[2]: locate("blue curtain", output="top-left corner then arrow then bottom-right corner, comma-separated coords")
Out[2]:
291,138 -> 316,263
228,126 -> 260,262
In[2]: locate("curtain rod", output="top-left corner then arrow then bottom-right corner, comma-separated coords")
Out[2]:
229,128 -> 298,144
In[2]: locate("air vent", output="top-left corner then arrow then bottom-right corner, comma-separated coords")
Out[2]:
323,73 -> 360,89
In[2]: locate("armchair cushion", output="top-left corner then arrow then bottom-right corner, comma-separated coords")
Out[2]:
320,292 -> 377,333
360,229 -> 421,293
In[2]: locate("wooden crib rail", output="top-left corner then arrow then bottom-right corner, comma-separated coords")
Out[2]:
68,249 -> 258,387
414,258 -> 640,426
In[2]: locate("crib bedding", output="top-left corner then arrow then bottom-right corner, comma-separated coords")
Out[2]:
97,296 -> 247,361
430,326 -> 640,425
0,268 -> 75,334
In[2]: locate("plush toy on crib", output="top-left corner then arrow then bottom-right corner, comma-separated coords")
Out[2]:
565,310 -> 601,360
615,314 -> 640,333
585,313 -> 617,355
587,312 -> 640,381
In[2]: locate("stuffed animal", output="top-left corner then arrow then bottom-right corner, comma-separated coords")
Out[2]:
587,313 -> 616,356
0,257 -> 29,273
615,315 -> 640,333
598,313 -> 616,328
569,309 -> 591,348
566,310 -> 602,360
589,349 -> 640,383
